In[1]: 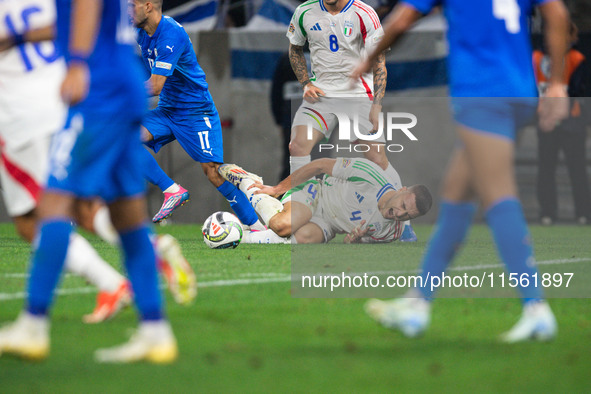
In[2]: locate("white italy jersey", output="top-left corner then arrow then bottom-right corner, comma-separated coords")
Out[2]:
287,0 -> 384,98
0,0 -> 66,150
318,158 -> 404,243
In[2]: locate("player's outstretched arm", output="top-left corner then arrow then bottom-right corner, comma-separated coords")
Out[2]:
0,25 -> 55,52
351,4 -> 421,80
538,0 -> 570,131
253,158 -> 336,196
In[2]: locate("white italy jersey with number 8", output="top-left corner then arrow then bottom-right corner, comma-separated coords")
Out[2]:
287,0 -> 384,99
0,0 -> 66,150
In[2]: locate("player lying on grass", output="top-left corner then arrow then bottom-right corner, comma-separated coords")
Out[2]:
218,158 -> 432,244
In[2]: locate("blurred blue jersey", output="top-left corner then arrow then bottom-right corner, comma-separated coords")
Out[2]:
136,16 -> 214,113
50,0 -> 147,201
55,0 -> 145,111
402,0 -> 554,97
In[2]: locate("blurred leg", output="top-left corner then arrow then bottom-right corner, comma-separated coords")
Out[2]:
459,126 -> 542,302
418,147 -> 476,298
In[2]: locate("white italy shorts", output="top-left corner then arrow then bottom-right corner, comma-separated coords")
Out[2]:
292,97 -> 385,143
281,179 -> 335,243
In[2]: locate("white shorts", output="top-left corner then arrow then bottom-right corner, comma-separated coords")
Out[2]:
282,180 -> 335,243
282,179 -> 321,209
0,136 -> 51,216
292,97 -> 385,143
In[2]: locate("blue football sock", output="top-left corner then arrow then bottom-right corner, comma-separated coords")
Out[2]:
217,181 -> 258,226
418,201 -> 476,299
27,219 -> 73,316
140,148 -> 175,192
120,225 -> 163,321
486,198 -> 543,303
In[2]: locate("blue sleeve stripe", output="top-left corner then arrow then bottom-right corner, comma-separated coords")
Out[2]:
376,184 -> 395,201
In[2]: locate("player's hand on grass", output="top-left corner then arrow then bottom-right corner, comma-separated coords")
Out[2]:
538,83 -> 569,132
344,220 -> 369,244
303,83 -> 325,103
61,62 -> 90,105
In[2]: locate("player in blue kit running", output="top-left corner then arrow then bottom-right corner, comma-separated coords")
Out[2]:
132,0 -> 265,230
353,0 -> 570,342
0,0 -> 177,363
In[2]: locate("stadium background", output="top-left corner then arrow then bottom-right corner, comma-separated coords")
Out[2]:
0,0 -> 589,225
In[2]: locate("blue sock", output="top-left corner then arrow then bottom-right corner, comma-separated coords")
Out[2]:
140,148 -> 175,192
418,201 -> 476,299
216,181 -> 258,226
27,219 -> 73,316
486,198 -> 543,303
120,225 -> 163,321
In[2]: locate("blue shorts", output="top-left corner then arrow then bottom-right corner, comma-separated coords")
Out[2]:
46,108 -> 146,203
451,97 -> 537,140
143,107 -> 224,163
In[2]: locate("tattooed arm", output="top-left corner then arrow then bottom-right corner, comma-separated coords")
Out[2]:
372,52 -> 387,105
369,52 -> 387,130
289,43 -> 309,86
289,43 -> 325,103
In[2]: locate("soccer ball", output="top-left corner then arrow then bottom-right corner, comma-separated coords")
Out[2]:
202,211 -> 243,249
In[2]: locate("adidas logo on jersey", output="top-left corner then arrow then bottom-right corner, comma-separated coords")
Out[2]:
355,192 -> 365,204
310,23 -> 322,31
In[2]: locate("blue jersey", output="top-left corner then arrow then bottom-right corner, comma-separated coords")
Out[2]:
50,0 -> 147,201
55,0 -> 145,111
402,0 -> 553,97
136,16 -> 214,113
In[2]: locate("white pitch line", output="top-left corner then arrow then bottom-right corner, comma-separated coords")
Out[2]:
0,277 -> 292,301
1,272 -> 287,280
0,257 -> 589,302
198,276 -> 291,288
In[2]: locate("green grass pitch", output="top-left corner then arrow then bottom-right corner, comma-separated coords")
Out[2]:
0,223 -> 590,392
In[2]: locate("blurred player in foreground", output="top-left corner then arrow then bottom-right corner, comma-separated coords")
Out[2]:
132,0 -> 265,231
0,0 -> 177,363
0,0 -> 134,323
352,0 -> 570,342
0,1 -> 195,318
218,158 -> 431,244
